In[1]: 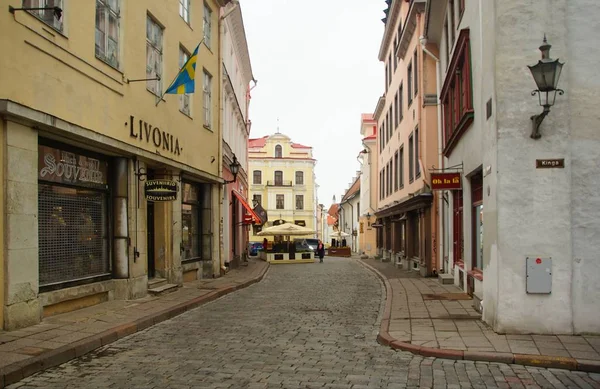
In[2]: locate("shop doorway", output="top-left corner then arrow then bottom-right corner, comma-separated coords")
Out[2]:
147,202 -> 155,278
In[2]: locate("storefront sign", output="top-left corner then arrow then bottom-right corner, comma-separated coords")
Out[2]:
129,115 -> 182,156
536,159 -> 564,169
39,145 -> 108,188
431,172 -> 462,190
145,179 -> 178,201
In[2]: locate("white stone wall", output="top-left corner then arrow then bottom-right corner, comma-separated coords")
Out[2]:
485,0 -> 600,334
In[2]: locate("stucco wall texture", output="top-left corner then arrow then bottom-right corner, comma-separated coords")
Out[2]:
487,0 -> 600,334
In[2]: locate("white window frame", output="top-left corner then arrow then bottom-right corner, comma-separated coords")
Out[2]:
203,70 -> 212,128
146,16 -> 163,96
203,3 -> 212,48
179,0 -> 190,24
23,0 -> 63,32
95,0 -> 120,69
179,46 -> 191,116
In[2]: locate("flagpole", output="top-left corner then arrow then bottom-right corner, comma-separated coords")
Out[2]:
155,38 -> 205,107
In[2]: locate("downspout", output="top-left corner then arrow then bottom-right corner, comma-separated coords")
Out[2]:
420,34 -> 445,272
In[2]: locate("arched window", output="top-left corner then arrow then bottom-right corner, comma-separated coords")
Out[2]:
275,145 -> 282,158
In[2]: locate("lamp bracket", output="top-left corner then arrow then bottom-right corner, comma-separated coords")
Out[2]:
134,167 -> 182,182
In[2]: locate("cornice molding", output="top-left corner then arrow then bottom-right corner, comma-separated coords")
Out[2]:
378,0 -> 401,61
395,0 -> 426,60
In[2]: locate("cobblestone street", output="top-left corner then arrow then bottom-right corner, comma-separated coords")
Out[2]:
9,259 -> 600,389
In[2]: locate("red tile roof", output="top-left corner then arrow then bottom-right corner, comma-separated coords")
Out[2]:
291,142 -> 311,149
361,113 -> 374,121
362,134 -> 376,141
248,136 -> 268,148
327,215 -> 337,226
342,176 -> 360,202
327,203 -> 340,217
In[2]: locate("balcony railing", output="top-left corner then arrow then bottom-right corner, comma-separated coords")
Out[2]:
267,180 -> 292,187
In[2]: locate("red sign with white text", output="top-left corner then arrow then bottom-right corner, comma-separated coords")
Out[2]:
431,172 -> 462,190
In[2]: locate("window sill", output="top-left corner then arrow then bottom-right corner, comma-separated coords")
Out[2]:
182,257 -> 211,264
443,110 -> 474,157
95,55 -> 123,74
203,124 -> 213,132
180,110 -> 193,119
416,172 -> 421,179
468,268 -> 483,281
147,88 -> 164,101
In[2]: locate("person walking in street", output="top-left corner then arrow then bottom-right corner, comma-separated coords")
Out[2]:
316,240 -> 325,263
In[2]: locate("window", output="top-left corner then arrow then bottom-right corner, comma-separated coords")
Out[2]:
459,0 -> 465,16
276,194 -> 284,210
388,107 -> 393,137
387,162 -> 392,197
408,134 -> 414,182
179,0 -> 190,24
393,40 -> 398,70
275,145 -> 282,158
95,0 -> 120,68
146,16 -> 163,96
399,146 -> 404,188
181,182 -> 212,261
203,3 -> 212,48
179,47 -> 191,115
394,151 -> 399,192
379,125 -> 384,152
203,70 -> 212,128
415,127 -> 420,178
274,171 -> 283,185
24,0 -> 63,31
380,171 -> 384,200
407,61 -> 413,106
394,92 -> 399,129
296,195 -> 304,210
471,173 -> 483,270
449,0 -> 456,44
253,170 -> 262,185
399,83 -> 404,122
295,171 -> 304,185
252,194 -> 262,206
441,29 -> 473,155
388,54 -> 392,86
414,50 -> 418,97
385,63 -> 389,91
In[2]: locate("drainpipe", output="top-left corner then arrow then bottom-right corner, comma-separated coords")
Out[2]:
420,35 -> 445,273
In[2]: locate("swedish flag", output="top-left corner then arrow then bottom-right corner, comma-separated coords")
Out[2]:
165,43 -> 200,94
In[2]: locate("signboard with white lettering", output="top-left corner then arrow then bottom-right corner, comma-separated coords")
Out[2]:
38,145 -> 108,189
145,179 -> 178,201
536,159 -> 564,169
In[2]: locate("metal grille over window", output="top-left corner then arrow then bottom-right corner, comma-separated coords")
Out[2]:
38,184 -> 109,286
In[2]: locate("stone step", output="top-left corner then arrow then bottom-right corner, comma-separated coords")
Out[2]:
438,273 -> 454,285
148,283 -> 180,296
148,277 -> 167,289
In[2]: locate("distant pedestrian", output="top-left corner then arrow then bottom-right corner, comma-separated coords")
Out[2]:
316,240 -> 325,263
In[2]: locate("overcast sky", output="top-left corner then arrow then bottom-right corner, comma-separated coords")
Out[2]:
241,0 -> 384,209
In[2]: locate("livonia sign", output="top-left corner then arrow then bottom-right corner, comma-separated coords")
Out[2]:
129,115 -> 182,156
145,180 -> 178,201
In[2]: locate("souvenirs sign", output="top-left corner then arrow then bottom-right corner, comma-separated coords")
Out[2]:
145,179 -> 178,201
38,145 -> 108,189
431,172 -> 462,190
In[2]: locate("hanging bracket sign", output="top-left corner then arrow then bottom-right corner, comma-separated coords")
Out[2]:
145,179 -> 178,201
431,172 -> 462,190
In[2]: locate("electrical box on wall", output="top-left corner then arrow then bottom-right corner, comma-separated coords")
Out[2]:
526,257 -> 552,294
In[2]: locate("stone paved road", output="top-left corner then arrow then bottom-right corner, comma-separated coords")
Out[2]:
9,259 -> 600,389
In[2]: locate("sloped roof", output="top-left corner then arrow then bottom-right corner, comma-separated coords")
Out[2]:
327,203 -> 340,217
248,136 -> 268,148
291,142 -> 311,149
361,113 -> 375,121
341,176 -> 361,202
327,215 -> 337,226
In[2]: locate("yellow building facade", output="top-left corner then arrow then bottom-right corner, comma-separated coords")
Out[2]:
0,0 -> 231,329
248,134 -> 317,242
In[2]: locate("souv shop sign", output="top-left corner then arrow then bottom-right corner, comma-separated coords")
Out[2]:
129,115 -> 182,156
38,145 -> 108,189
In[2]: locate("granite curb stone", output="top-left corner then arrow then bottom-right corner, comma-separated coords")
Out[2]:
356,258 -> 600,373
0,263 -> 270,388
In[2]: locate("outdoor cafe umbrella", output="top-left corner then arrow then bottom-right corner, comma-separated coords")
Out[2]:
257,222 -> 316,236
331,231 -> 351,238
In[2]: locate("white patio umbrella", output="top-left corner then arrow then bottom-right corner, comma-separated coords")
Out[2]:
331,231 -> 351,238
257,222 -> 316,236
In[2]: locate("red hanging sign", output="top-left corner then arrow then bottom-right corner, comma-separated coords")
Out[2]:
431,172 -> 462,190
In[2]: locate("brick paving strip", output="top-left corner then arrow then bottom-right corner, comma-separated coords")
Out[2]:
0,259 -> 270,388
356,256 -> 600,374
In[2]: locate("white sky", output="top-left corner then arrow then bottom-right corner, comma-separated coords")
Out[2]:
241,0 -> 384,208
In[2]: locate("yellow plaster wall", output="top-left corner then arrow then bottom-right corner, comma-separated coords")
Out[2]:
248,134 -> 317,242
0,0 -> 222,176
0,119 -> 4,326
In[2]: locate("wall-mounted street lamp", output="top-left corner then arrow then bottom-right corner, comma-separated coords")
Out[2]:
9,5 -> 62,19
528,36 -> 565,139
224,154 -> 241,184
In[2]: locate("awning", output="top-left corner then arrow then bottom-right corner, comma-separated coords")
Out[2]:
232,191 -> 262,225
